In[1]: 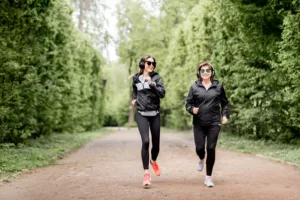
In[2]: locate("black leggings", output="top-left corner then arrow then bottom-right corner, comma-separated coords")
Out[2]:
193,124 -> 220,176
136,112 -> 160,170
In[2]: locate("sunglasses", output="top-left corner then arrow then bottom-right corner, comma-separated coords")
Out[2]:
146,61 -> 156,67
200,69 -> 211,73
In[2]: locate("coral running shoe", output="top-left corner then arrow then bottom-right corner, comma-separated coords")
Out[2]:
143,173 -> 151,188
150,160 -> 161,176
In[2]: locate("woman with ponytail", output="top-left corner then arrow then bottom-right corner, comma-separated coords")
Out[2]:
131,55 -> 165,188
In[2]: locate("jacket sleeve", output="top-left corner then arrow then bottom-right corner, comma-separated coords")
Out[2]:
220,85 -> 229,118
132,80 -> 137,100
150,76 -> 165,98
185,86 -> 195,115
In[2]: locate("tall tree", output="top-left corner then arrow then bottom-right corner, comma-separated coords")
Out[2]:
72,0 -> 111,51
116,0 -> 150,127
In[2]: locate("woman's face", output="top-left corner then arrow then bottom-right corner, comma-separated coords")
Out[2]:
200,65 -> 212,81
144,57 -> 156,73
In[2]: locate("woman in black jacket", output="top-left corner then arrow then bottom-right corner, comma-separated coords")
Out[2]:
131,55 -> 165,188
186,62 -> 229,188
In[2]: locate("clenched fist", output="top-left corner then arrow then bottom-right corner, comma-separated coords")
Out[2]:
193,107 -> 199,114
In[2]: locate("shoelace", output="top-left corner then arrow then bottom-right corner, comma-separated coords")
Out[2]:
151,161 -> 158,169
144,173 -> 150,179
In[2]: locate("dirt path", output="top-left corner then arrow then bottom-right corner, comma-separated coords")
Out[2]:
0,128 -> 299,200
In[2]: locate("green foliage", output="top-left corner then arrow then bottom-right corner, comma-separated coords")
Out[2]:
160,0 -> 216,129
157,0 -> 300,142
101,62 -> 130,126
112,0 -> 300,143
218,132 -> 300,164
70,0 -> 296,144
0,0 -> 106,143
275,1 -> 300,140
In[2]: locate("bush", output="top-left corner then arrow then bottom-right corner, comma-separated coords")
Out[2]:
0,0 -> 106,143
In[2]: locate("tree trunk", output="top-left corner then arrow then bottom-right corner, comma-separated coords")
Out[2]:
79,0 -> 84,30
128,57 -> 134,129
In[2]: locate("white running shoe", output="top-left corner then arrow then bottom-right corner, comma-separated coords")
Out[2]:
197,159 -> 204,171
204,176 -> 214,188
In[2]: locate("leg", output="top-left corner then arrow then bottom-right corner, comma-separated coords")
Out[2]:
149,113 -> 160,161
136,112 -> 150,170
193,123 -> 206,160
205,125 -> 221,176
149,113 -> 161,176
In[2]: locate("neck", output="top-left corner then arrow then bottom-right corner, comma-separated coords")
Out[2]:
202,79 -> 211,85
143,71 -> 149,77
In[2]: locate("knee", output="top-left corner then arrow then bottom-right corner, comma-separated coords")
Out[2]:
142,139 -> 150,148
206,146 -> 216,153
196,146 -> 205,153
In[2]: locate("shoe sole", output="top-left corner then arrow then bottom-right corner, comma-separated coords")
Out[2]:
204,183 -> 214,188
143,183 -> 151,188
152,170 -> 160,176
143,177 -> 151,188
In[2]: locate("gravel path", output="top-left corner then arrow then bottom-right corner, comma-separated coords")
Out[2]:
0,128 -> 299,200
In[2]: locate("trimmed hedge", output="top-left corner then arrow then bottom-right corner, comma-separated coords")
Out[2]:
0,0 -> 105,143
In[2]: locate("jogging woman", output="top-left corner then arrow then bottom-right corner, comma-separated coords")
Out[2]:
131,55 -> 166,187
186,62 -> 229,188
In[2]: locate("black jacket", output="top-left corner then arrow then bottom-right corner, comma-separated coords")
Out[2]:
132,71 -> 165,111
186,80 -> 229,125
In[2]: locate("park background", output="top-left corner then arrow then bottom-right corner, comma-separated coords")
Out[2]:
0,0 -> 299,179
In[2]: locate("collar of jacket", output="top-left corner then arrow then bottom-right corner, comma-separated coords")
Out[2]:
133,71 -> 158,81
195,80 -> 219,88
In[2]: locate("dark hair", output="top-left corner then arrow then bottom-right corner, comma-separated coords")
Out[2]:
196,62 -> 215,81
142,55 -> 156,63
128,55 -> 156,78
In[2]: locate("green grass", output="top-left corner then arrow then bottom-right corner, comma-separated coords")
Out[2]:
0,128 -> 111,181
218,132 -> 300,164
163,128 -> 300,165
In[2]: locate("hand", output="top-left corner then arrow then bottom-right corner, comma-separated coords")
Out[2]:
131,99 -> 136,105
193,107 -> 199,114
222,116 -> 228,124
